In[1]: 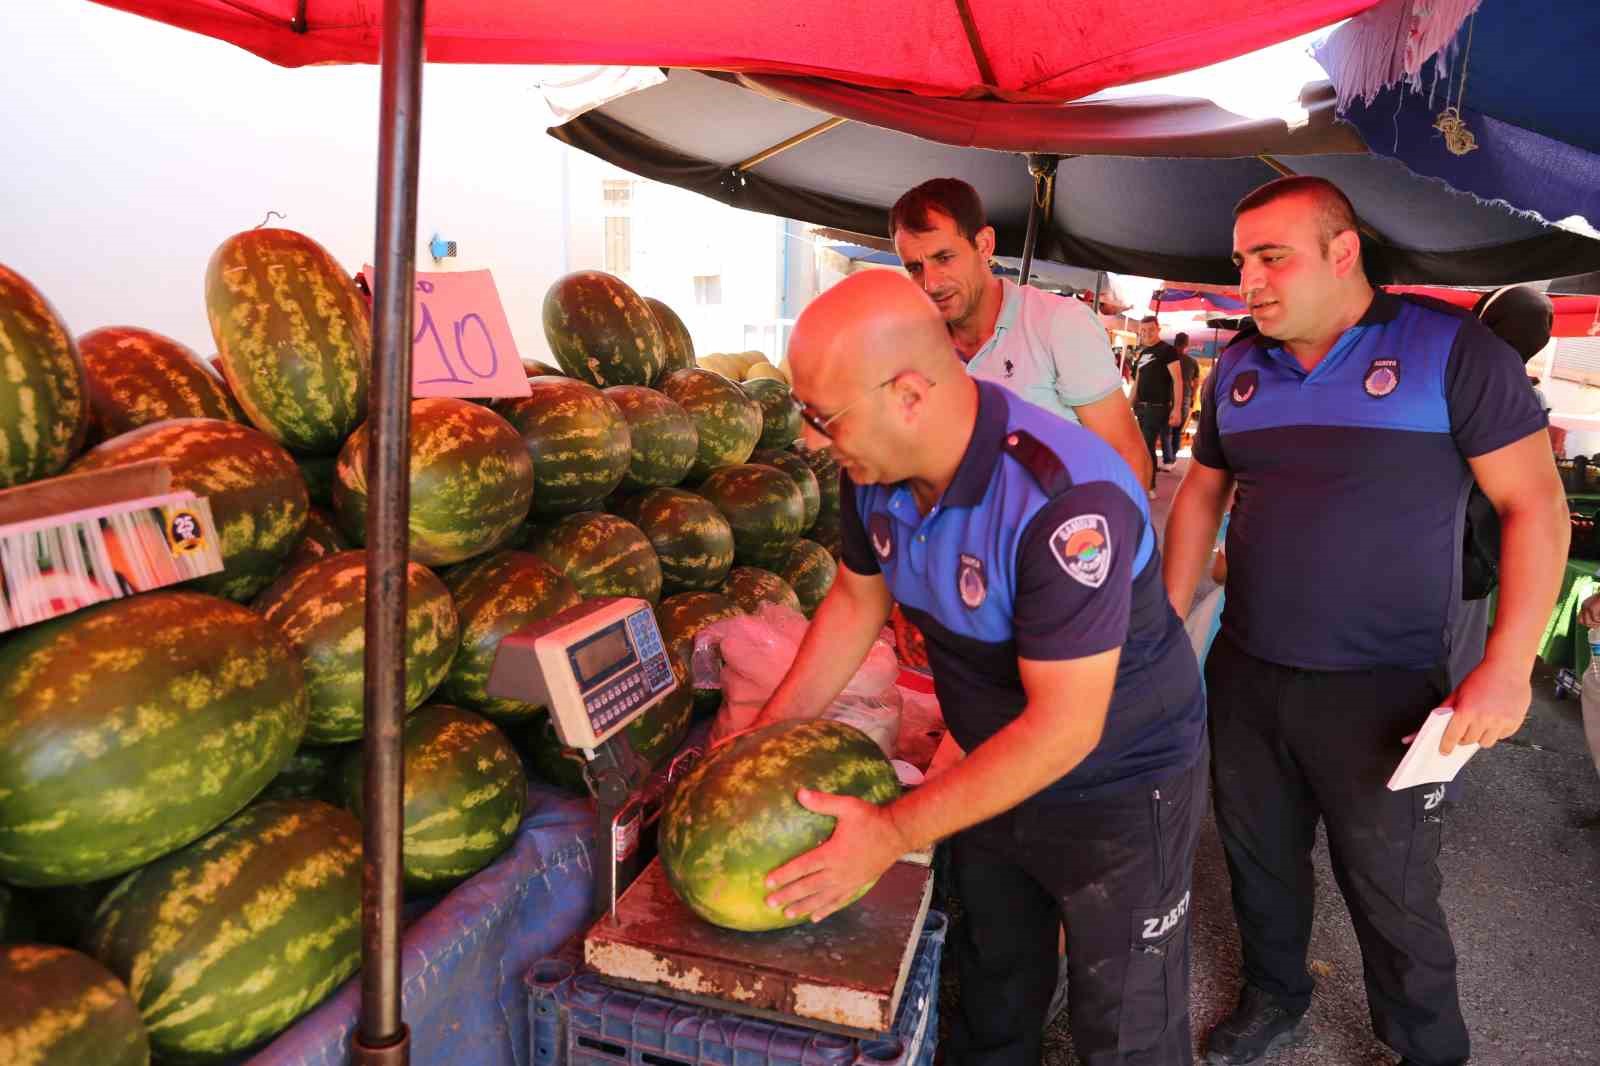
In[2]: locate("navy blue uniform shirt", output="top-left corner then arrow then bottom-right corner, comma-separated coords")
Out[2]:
1194,291 -> 1548,671
840,381 -> 1206,799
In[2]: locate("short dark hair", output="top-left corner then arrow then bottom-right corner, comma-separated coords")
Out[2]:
889,179 -> 987,243
1234,176 -> 1360,255
1139,315 -> 1159,326
1174,332 -> 1190,346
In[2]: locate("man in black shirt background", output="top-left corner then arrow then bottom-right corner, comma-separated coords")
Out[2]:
1132,315 -> 1182,497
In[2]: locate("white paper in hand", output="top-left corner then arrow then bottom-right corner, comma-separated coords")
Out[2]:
1386,708 -> 1480,791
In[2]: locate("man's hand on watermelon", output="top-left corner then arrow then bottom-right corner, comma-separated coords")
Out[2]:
763,789 -> 912,923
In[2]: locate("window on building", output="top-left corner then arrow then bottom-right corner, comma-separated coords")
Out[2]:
604,217 -> 632,276
694,275 -> 722,305
602,179 -> 633,207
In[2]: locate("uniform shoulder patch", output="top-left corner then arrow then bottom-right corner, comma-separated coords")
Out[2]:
1049,514 -> 1112,588
869,512 -> 894,561
1230,369 -> 1259,406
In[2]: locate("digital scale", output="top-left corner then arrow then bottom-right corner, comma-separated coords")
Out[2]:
487,597 -> 933,1037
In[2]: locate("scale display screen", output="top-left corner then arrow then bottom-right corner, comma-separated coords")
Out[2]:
571,621 -> 635,689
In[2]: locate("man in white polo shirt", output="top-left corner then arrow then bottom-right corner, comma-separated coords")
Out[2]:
891,179 -> 1151,487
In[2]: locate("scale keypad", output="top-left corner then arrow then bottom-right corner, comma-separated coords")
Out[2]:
584,610 -> 676,731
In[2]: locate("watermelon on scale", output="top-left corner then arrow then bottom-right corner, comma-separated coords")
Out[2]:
71,417 -> 310,602
542,271 -> 667,387
334,397 -> 534,566
339,705 -> 526,893
751,448 -> 821,531
604,385 -> 698,491
85,799 -> 362,1064
0,591 -> 308,886
253,550 -> 460,743
78,326 -> 246,436
616,488 -> 735,592
0,265 -> 90,489
0,944 -> 149,1066
497,376 -> 631,516
439,550 -> 582,720
697,463 -> 807,569
658,368 -> 761,480
205,228 -> 371,455
645,297 -> 696,378
658,719 -> 900,931
531,511 -> 662,603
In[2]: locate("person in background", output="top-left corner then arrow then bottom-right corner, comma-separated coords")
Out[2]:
890,179 -> 1150,488
1130,316 -> 1182,497
1168,332 -> 1200,464
1164,176 -> 1566,1066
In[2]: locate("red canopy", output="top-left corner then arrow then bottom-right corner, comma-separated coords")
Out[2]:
1387,286 -> 1600,339
90,0 -> 1377,100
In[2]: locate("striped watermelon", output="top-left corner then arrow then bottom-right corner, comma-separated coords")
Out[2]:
78,326 -> 246,437
603,385 -> 698,491
439,550 -> 582,720
284,507 -> 350,571
658,719 -> 900,931
0,591 -> 308,886
531,512 -> 662,603
204,228 -> 371,455
522,358 -> 566,377
645,297 -> 695,378
259,742 -> 350,805
0,265 -> 90,489
751,448 -> 821,531
297,453 -> 337,508
0,944 -> 149,1066
781,539 -> 838,616
655,591 -> 745,715
741,378 -> 803,450
721,566 -> 801,614
334,397 -> 534,566
697,463 -> 807,569
808,511 -> 844,558
542,271 -> 667,387
793,443 -> 842,517
338,705 -> 526,893
497,376 -> 631,516
658,369 -> 761,480
85,799 -> 361,1063
615,488 -> 734,592
516,716 -> 587,794
254,550 -> 460,744
71,417 -> 310,602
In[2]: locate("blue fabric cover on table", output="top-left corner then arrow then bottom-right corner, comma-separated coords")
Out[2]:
242,783 -> 596,1066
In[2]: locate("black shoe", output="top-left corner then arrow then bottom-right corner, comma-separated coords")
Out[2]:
1204,986 -> 1306,1064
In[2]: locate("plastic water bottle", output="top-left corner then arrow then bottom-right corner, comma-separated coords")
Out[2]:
1582,628 -> 1600,781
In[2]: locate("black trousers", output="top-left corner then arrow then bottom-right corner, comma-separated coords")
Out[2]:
1205,633 -> 1469,1066
1134,403 -> 1170,487
947,756 -> 1207,1066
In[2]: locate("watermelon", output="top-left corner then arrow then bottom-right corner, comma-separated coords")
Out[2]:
645,297 -> 695,378
751,448 -> 821,531
604,385 -> 698,491
0,944 -> 149,1066
522,359 -> 565,377
808,511 -> 844,558
439,550 -> 582,720
658,369 -> 761,479
781,539 -> 838,616
658,719 -> 900,931
516,716 -> 588,794
542,271 -> 667,387
530,512 -> 662,603
0,265 -> 90,489
334,397 -> 534,566
85,799 -> 361,1063
284,507 -> 350,571
338,705 -> 526,893
720,566 -> 802,614
258,742 -> 350,804
205,228 -> 371,455
793,443 -> 842,517
0,591 -> 308,886
741,378 -> 803,450
297,453 -> 337,508
78,326 -> 246,437
71,417 -> 309,602
656,591 -> 744,715
497,376 -> 631,516
254,550 -> 460,744
615,488 -> 734,592
697,463 -> 807,569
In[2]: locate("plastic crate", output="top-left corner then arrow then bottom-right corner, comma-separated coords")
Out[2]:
527,910 -> 947,1066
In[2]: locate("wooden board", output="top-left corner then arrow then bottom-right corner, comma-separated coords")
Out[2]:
585,858 -> 933,1036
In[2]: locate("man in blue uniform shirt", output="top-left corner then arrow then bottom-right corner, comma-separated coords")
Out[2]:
751,270 -> 1208,1066
1164,177 -> 1567,1066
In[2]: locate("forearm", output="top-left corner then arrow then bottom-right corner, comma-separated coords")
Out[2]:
755,579 -> 892,724
1483,490 -> 1570,669
1118,437 -> 1153,487
1162,477 -> 1228,615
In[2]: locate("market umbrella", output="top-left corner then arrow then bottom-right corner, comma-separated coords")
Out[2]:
550,69 -> 1600,286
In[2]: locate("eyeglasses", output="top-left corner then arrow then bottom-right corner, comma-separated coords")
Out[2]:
796,375 -> 932,439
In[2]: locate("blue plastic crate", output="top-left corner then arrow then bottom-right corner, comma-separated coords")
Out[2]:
527,911 -> 947,1066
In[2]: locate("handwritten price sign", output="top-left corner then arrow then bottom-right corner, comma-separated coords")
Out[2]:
365,267 -> 531,399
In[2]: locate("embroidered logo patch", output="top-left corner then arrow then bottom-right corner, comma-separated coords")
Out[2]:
1363,358 -> 1400,398
1230,369 -> 1259,407
869,513 -> 894,561
957,553 -> 987,608
1049,514 -> 1112,589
